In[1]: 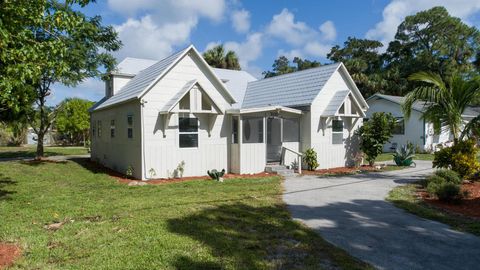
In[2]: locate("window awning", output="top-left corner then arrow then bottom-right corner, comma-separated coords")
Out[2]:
226,106 -> 302,115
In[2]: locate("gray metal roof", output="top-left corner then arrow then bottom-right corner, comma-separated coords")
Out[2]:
94,46 -> 190,110
242,63 -> 341,108
368,94 -> 429,112
368,93 -> 480,118
212,68 -> 257,108
115,57 -> 157,75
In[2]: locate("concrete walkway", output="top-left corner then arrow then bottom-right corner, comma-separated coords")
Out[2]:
283,161 -> 480,270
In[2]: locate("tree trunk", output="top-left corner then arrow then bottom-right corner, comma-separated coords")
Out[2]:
36,130 -> 45,159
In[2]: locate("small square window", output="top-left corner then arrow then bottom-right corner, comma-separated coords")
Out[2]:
110,120 -> 115,138
97,120 -> 102,137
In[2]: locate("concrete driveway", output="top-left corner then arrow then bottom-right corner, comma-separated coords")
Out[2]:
283,161 -> 480,270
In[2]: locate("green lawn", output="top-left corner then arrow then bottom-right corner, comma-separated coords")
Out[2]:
0,159 -> 369,269
375,152 -> 434,162
387,184 -> 480,237
0,146 -> 88,159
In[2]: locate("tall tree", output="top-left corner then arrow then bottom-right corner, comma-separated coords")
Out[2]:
55,98 -> 94,146
203,45 -> 241,70
0,0 -> 121,158
403,72 -> 480,141
263,56 -> 321,78
327,37 -> 386,97
384,6 -> 480,95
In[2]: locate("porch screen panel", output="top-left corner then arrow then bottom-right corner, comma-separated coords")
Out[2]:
243,117 -> 263,143
283,118 -> 299,142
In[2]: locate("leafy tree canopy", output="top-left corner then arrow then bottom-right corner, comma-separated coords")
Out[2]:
356,112 -> 397,166
263,56 -> 321,78
327,37 -> 386,97
328,6 -> 480,99
0,0 -> 121,157
203,45 -> 241,70
55,98 -> 94,145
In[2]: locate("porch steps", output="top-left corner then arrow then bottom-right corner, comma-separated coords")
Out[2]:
265,164 -> 297,177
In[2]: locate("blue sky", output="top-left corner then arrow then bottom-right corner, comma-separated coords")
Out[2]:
49,0 -> 480,105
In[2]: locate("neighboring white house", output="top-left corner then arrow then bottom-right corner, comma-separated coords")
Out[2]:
366,93 -> 480,152
90,45 -> 369,180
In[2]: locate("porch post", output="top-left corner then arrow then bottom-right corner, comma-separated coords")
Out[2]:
238,115 -> 243,174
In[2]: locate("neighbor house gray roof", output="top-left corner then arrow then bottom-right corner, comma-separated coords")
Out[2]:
94,47 -> 191,110
242,63 -> 341,108
368,93 -> 480,118
212,68 -> 257,108
367,93 -> 429,112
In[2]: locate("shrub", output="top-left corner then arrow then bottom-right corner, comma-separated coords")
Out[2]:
303,148 -> 319,171
435,182 -> 462,202
207,169 -> 225,182
393,144 -> 416,166
355,112 -> 396,165
426,175 -> 446,194
434,169 -> 461,185
433,139 -> 480,178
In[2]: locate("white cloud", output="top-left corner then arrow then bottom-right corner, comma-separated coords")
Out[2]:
304,42 -> 331,57
107,0 -> 225,22
114,15 -> 196,60
224,32 -> 263,69
109,0 -> 226,60
266,9 -> 336,58
266,8 -> 316,46
277,49 -> 304,60
366,0 -> 480,45
231,9 -> 251,33
319,20 -> 336,41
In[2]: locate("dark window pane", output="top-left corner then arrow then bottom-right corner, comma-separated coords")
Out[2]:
393,118 -> 405,135
179,117 -> 198,132
128,128 -> 133,138
332,120 -> 343,132
180,134 -> 198,148
127,115 -> 133,126
111,128 -> 115,138
232,117 -> 238,144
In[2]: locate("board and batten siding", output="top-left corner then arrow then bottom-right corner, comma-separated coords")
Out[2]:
90,100 -> 143,179
309,70 -> 363,169
366,98 -> 426,152
141,53 -> 232,179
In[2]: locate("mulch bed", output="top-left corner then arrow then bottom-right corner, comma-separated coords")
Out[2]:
301,165 -> 378,176
419,182 -> 480,219
77,159 -> 277,185
0,243 -> 21,269
118,172 -> 277,185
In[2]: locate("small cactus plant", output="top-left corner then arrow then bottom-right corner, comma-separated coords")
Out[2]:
207,169 -> 225,182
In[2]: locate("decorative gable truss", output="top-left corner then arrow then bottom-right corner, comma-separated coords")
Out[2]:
158,80 -> 223,137
320,90 -> 366,135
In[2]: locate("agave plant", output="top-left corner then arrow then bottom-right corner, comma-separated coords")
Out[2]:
393,145 -> 416,166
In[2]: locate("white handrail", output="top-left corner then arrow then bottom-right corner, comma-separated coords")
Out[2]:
281,146 -> 303,174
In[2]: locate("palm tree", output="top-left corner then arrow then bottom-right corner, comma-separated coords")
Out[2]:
402,72 -> 480,141
203,45 -> 241,70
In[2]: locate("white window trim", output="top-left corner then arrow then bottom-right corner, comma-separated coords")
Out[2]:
332,119 -> 344,145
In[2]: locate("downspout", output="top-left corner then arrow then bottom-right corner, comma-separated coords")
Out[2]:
140,99 -> 147,180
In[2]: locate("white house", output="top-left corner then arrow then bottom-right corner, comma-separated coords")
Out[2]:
366,93 -> 480,152
90,45 -> 368,180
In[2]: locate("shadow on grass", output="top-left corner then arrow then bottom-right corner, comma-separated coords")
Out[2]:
167,202 -> 366,270
0,173 -> 16,201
